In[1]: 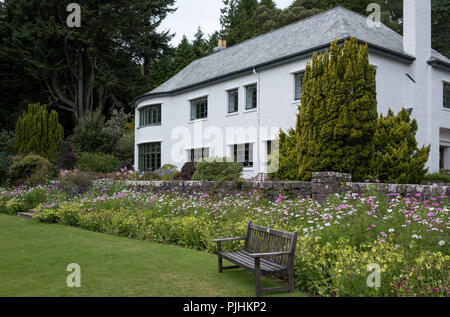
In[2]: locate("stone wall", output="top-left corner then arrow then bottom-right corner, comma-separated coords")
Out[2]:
125,172 -> 449,201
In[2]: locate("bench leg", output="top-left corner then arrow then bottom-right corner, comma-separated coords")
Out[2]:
288,268 -> 294,292
254,258 -> 261,297
218,255 -> 223,273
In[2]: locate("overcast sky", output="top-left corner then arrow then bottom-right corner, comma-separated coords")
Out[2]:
159,0 -> 294,46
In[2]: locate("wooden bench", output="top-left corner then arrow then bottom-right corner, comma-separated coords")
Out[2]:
213,222 -> 298,297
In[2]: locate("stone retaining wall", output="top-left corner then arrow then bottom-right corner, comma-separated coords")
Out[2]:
125,172 -> 449,201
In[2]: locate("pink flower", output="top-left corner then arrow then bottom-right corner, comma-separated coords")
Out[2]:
380,239 -> 386,243
427,212 -> 435,218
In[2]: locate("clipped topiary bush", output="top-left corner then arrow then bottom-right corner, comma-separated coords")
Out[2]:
192,158 -> 243,181
77,152 -> 121,173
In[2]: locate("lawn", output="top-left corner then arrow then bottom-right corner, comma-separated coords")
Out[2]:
0,214 -> 306,297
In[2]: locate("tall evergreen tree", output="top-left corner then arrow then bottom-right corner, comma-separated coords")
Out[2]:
295,38 -> 378,181
15,103 -> 64,162
0,0 -> 176,123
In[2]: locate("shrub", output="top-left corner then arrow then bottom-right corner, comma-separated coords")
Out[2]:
55,136 -> 79,171
157,164 -> 180,181
114,134 -> 134,168
370,108 -> 430,184
15,103 -> 64,162
424,173 -> 450,183
72,111 -> 107,154
73,109 -> 133,156
58,170 -> 96,196
77,152 -> 121,173
176,162 -> 196,180
9,154 -> 53,185
192,158 -> 243,181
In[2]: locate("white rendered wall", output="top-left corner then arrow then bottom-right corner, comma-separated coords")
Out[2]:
135,51 -> 450,177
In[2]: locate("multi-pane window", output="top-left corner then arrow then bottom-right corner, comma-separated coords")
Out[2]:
228,89 -> 239,113
190,97 -> 208,120
245,84 -> 257,110
138,142 -> 161,172
233,143 -> 253,168
139,104 -> 161,127
294,72 -> 304,101
190,148 -> 209,162
444,82 -> 450,109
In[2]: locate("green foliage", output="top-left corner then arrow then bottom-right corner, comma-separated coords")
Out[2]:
370,108 -> 430,184
8,154 -> 53,185
192,158 -> 243,181
73,109 -> 133,165
276,129 -> 299,180
294,38 -> 378,181
72,111 -> 107,154
0,130 -> 15,180
424,173 -> 450,182
0,0 -> 176,123
77,152 -> 121,173
15,103 -> 64,162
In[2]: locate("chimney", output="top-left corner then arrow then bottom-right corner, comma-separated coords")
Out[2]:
403,0 -> 431,60
213,38 -> 227,53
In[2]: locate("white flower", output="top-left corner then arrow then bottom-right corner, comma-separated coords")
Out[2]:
388,228 -> 395,233
439,240 -> 445,246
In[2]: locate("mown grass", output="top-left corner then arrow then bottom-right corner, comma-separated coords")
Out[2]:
0,214 -> 306,297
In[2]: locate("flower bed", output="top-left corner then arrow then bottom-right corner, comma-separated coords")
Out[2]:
0,183 -> 448,297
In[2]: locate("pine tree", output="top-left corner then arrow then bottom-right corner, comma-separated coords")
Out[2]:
15,103 -> 64,162
370,108 -> 430,184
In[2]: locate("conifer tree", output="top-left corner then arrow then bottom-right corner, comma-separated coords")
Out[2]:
370,108 -> 430,184
15,103 -> 64,162
295,38 -> 377,181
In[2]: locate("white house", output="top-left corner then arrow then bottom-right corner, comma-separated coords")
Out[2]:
133,0 -> 450,179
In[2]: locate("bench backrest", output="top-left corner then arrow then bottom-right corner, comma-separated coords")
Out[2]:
244,222 -> 298,266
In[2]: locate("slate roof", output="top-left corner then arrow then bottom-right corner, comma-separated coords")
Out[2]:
139,6 -> 450,100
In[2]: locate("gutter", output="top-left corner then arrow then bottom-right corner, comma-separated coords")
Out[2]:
132,37 -> 417,107
427,58 -> 450,72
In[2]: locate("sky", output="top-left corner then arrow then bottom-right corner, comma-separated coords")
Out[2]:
159,0 -> 294,46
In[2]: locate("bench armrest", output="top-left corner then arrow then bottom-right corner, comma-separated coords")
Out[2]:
250,251 -> 291,258
213,237 -> 246,243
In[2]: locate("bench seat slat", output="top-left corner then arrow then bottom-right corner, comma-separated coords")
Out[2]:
219,250 -> 287,273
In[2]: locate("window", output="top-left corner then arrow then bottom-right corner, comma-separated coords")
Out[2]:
191,97 -> 208,120
245,84 -> 257,110
444,82 -> 450,109
190,148 -> 209,162
233,143 -> 253,168
267,140 -> 272,157
228,89 -> 239,113
294,72 -> 304,101
139,104 -> 161,127
138,142 -> 161,172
